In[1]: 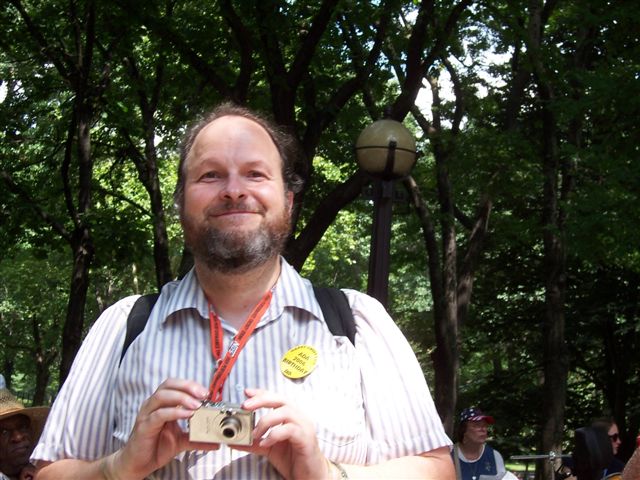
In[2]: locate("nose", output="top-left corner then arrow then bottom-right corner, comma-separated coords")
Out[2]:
220,174 -> 247,201
10,428 -> 29,443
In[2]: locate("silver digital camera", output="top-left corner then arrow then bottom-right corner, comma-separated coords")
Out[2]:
189,401 -> 255,446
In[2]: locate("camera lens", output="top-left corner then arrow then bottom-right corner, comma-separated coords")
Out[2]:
220,415 -> 242,439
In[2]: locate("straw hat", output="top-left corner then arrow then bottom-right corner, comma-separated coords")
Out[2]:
0,387 -> 50,440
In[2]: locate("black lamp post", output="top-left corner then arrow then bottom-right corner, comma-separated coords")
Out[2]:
355,118 -> 417,308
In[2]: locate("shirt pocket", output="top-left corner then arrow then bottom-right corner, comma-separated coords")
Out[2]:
290,340 -> 365,447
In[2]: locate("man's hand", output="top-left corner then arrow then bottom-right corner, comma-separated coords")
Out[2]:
236,388 -> 455,480
18,464 -> 36,480
237,388 -> 329,480
36,379 -> 221,479
109,378 -> 219,478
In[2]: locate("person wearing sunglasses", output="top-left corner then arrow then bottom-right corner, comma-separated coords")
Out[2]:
562,417 -> 626,480
592,417 -> 625,478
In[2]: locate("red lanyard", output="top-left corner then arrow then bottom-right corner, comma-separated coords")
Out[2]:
206,291 -> 272,402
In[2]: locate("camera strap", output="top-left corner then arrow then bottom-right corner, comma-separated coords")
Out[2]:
206,291 -> 273,402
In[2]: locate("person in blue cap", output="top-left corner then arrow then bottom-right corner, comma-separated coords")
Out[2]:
452,407 -> 507,480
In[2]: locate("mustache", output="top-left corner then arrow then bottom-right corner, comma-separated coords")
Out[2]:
204,201 -> 264,216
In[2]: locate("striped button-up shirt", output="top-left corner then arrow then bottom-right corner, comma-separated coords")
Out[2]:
33,258 -> 451,478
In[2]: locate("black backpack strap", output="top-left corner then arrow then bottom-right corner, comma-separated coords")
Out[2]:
313,287 -> 356,345
119,293 -> 160,365
119,288 -> 354,365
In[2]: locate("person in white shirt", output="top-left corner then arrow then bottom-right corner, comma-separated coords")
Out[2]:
33,102 -> 453,479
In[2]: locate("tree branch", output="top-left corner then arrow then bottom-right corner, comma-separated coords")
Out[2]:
394,0 -> 473,118
289,0 -> 341,88
285,170 -> 368,270
302,5 -> 390,156
219,0 -> 254,100
8,0 -> 73,80
112,0 -> 233,99
442,57 -> 464,134
93,185 -> 150,216
457,197 -> 493,323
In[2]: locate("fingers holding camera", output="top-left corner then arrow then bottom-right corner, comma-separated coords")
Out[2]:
243,388 -> 314,442
112,378 -> 216,478
241,388 -> 328,480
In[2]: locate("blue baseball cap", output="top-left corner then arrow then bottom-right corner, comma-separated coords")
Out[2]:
460,407 -> 495,424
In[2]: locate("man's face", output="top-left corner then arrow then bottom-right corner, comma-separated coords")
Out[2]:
180,115 -> 293,273
464,420 -> 489,445
0,414 -> 33,475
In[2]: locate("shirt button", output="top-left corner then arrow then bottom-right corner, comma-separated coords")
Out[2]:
235,384 -> 244,391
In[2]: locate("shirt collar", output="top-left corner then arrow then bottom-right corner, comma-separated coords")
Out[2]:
157,268 -> 209,325
271,258 -> 324,322
157,257 -> 324,325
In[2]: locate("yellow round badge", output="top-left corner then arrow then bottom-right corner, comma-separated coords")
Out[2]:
280,345 -> 318,379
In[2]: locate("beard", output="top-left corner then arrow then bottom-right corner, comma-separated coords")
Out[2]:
181,199 -> 292,274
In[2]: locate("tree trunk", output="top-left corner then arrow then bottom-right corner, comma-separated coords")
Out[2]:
408,72 -> 492,435
457,198 -> 492,325
9,0 -> 103,387
142,113 -> 173,288
59,227 -> 94,384
59,98 -> 95,384
404,176 -> 456,433
524,1 -> 569,476
2,345 -> 14,391
432,136 -> 459,435
534,87 -> 569,476
124,52 -> 174,288
31,316 -> 54,405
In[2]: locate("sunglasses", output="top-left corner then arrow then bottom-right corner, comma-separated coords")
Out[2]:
609,433 -> 621,442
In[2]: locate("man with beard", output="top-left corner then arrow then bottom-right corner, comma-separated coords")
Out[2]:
32,103 -> 453,479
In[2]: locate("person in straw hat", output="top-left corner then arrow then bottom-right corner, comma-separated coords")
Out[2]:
0,386 -> 49,480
